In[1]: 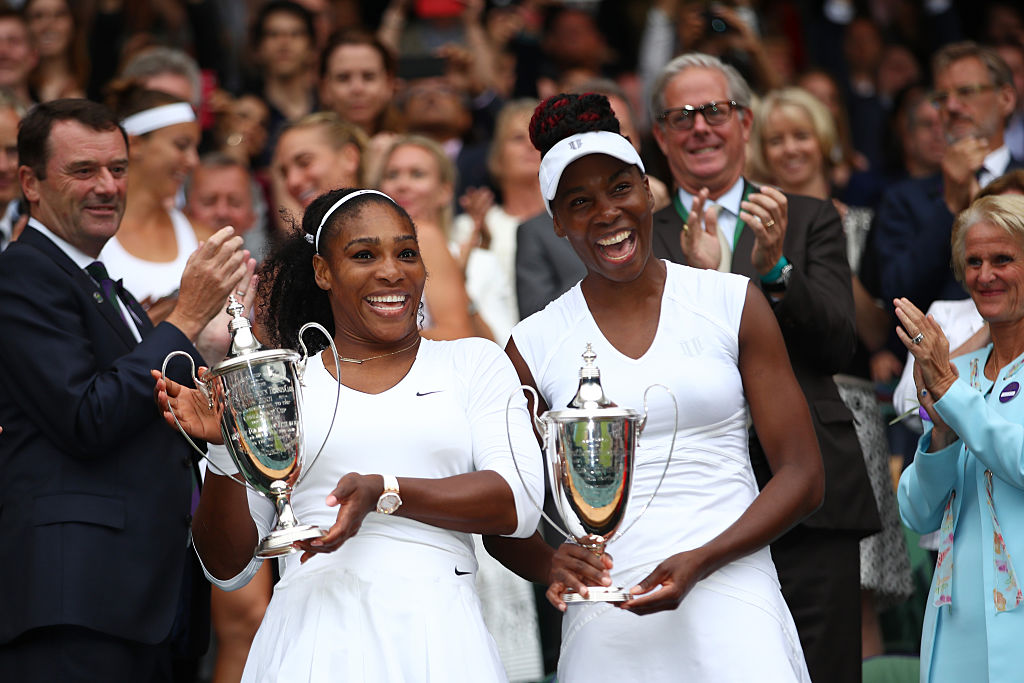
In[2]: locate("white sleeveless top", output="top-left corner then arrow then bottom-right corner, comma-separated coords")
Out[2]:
513,261 -> 763,574
100,207 -> 198,302
511,261 -> 809,682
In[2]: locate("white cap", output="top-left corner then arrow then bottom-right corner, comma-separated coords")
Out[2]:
538,130 -> 645,216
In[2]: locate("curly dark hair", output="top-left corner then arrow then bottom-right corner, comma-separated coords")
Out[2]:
528,92 -> 620,156
255,188 -> 414,352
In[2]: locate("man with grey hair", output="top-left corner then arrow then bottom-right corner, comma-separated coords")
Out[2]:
872,41 -> 1022,315
649,52 -> 879,683
120,46 -> 202,107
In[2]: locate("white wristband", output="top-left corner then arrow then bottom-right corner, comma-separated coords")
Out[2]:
205,442 -> 239,477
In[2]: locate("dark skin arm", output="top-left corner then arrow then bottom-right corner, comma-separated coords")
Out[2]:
154,369 -> 519,569
528,283 -> 825,613
154,371 -> 257,580
483,337 -> 561,583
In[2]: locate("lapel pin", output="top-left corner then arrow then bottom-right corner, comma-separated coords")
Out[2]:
1000,381 -> 1020,403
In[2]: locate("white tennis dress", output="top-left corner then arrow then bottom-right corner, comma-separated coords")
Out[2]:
512,261 -> 810,683
204,338 -> 545,683
99,207 -> 198,303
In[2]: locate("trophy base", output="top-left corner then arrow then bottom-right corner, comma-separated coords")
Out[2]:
255,524 -> 325,558
562,585 -> 631,603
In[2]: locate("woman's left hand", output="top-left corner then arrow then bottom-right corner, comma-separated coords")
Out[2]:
296,473 -> 380,563
621,549 -> 708,615
741,186 -> 788,276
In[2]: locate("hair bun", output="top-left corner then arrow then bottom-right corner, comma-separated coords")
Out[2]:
529,93 -> 620,156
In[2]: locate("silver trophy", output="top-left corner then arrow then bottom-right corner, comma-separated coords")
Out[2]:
162,296 -> 340,558
509,344 -> 677,603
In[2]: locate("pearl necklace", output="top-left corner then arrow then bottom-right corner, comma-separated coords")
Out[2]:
337,338 -> 420,364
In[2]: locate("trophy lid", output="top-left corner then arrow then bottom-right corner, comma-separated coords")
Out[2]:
207,296 -> 300,378
568,344 -> 615,410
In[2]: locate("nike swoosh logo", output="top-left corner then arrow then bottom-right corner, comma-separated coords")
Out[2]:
454,567 -> 472,576
416,390 -> 443,396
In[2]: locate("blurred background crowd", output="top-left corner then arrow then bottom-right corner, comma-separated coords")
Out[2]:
0,0 -> 1022,681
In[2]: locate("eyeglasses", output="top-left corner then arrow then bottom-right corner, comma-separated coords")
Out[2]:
929,84 -> 996,109
658,101 -> 741,131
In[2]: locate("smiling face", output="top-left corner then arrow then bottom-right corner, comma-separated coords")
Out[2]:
24,0 -> 72,60
130,120 -> 200,200
653,66 -> 751,199
320,44 -> 394,132
963,220 -> 1024,324
761,105 -> 825,192
186,164 -> 255,233
313,200 -> 425,346
551,153 -> 654,283
276,125 -> 359,207
378,143 -> 452,224
20,120 -> 128,257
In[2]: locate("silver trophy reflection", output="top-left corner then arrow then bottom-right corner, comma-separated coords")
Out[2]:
163,296 -> 340,558
509,344 -> 677,603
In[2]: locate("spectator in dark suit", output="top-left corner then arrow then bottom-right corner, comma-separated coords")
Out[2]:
871,41 -> 1022,314
0,99 -> 249,682
648,52 -> 879,683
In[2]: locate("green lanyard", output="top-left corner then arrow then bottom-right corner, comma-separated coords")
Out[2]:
672,181 -> 754,252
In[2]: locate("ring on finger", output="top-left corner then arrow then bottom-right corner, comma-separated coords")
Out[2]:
912,332 -> 924,345
764,219 -> 776,229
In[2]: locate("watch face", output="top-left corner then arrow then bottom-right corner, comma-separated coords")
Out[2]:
377,492 -> 402,514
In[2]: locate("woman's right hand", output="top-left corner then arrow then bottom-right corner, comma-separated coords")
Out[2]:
151,368 -> 225,444
894,297 -> 959,399
546,539 -> 614,612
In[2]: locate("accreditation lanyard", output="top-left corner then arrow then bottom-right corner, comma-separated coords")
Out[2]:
672,181 -> 754,252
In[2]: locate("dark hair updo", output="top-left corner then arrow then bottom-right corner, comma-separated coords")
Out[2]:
528,92 -> 621,156
256,188 -> 414,352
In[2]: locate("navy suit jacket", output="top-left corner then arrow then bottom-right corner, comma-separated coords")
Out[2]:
652,189 -> 880,535
0,227 -> 204,645
870,158 -> 1024,313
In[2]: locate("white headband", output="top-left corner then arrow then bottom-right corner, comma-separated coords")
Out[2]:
304,189 -> 396,253
121,103 -> 196,136
538,131 -> 645,216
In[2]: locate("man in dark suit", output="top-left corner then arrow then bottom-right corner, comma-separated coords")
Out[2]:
648,53 -> 880,683
871,41 -> 1022,313
0,99 -> 249,681
515,211 -> 586,319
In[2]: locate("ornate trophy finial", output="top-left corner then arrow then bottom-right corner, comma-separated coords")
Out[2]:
225,295 -> 262,358
569,343 -> 614,409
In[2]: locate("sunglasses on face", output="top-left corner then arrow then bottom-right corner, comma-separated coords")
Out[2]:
658,100 -> 741,131
928,83 -> 996,109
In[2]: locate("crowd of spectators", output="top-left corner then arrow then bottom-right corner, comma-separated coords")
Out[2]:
1,0 -> 1023,680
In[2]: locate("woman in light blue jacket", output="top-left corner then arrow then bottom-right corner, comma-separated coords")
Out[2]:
896,194 -> 1024,682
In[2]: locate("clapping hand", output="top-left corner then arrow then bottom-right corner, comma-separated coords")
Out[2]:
680,188 -> 722,270
741,186 -> 788,276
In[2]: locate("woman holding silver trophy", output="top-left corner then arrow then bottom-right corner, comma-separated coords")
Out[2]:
487,93 -> 824,681
155,188 -> 544,682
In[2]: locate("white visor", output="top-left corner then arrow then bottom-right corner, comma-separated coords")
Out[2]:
121,103 -> 196,136
538,131 -> 645,216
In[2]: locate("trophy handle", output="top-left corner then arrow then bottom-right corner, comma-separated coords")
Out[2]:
292,322 -> 341,487
611,384 -> 678,543
505,387 -> 575,543
160,350 -> 214,462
